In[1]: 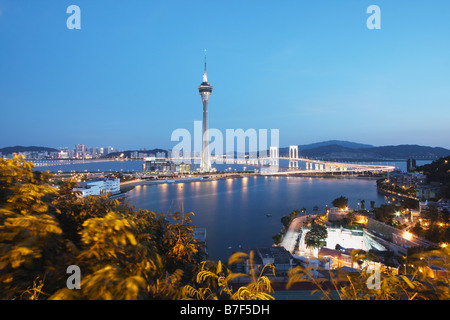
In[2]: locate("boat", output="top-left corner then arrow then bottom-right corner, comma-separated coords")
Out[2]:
266,214 -> 272,217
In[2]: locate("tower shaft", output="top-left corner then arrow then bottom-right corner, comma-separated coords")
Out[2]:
201,96 -> 211,172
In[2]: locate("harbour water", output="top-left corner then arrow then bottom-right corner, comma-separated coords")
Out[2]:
33,159 -> 432,261
126,175 -> 388,261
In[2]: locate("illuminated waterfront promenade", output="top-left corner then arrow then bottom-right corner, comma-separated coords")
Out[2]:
32,158 -> 124,167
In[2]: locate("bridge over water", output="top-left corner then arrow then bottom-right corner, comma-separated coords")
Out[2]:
176,144 -> 395,175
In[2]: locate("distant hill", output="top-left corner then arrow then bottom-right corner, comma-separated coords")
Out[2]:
298,144 -> 450,160
278,141 -> 450,160
299,140 -> 374,150
0,146 -> 58,155
279,140 -> 373,155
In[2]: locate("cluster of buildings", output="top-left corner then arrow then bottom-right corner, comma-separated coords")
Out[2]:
384,168 -> 445,202
387,170 -> 427,189
235,200 -> 448,292
416,183 -> 443,201
60,145 -> 117,159
0,150 -> 53,160
0,145 -> 118,160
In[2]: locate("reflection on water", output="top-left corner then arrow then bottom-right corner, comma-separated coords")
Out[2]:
126,176 -> 388,261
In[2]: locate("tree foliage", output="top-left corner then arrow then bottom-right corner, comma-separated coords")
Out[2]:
304,223 -> 328,250
0,155 -> 201,300
288,248 -> 450,300
331,196 -> 348,209
182,251 -> 275,300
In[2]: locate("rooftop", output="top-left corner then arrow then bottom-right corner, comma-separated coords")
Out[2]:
246,247 -> 292,265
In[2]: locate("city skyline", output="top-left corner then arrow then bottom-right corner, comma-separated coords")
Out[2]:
1,1 -> 450,150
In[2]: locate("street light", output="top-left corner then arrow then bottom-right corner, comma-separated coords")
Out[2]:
403,231 -> 413,241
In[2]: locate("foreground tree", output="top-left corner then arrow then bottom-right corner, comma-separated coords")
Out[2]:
0,155 -> 201,299
304,223 -> 328,257
182,251 -> 275,300
0,155 -> 70,299
332,196 -> 348,209
288,248 -> 450,300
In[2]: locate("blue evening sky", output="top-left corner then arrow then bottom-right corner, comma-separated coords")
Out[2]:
0,0 -> 449,150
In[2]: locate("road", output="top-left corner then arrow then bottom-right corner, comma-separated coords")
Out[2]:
280,214 -> 322,253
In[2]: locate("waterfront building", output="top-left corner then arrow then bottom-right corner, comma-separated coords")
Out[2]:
88,147 -> 100,158
416,184 -> 441,201
198,50 -> 213,172
234,247 -> 294,278
318,247 -> 354,269
423,265 -> 450,279
387,170 -> 427,188
392,231 -> 435,253
318,247 -> 394,275
407,158 -> 417,172
294,226 -> 386,258
142,157 -> 176,173
156,151 -> 166,158
130,151 -> 139,159
58,147 -> 73,159
410,209 -> 421,223
177,163 -> 192,174
73,178 -> 120,197
437,198 -> 450,211
327,207 -> 353,222
75,144 -> 86,159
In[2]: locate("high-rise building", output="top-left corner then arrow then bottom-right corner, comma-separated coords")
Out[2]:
75,144 -> 86,159
142,157 -> 176,173
407,158 -> 417,172
198,50 -> 213,172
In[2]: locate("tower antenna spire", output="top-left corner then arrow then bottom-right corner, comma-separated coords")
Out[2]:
203,49 -> 208,82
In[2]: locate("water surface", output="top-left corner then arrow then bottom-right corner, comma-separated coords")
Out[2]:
126,176 -> 387,260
